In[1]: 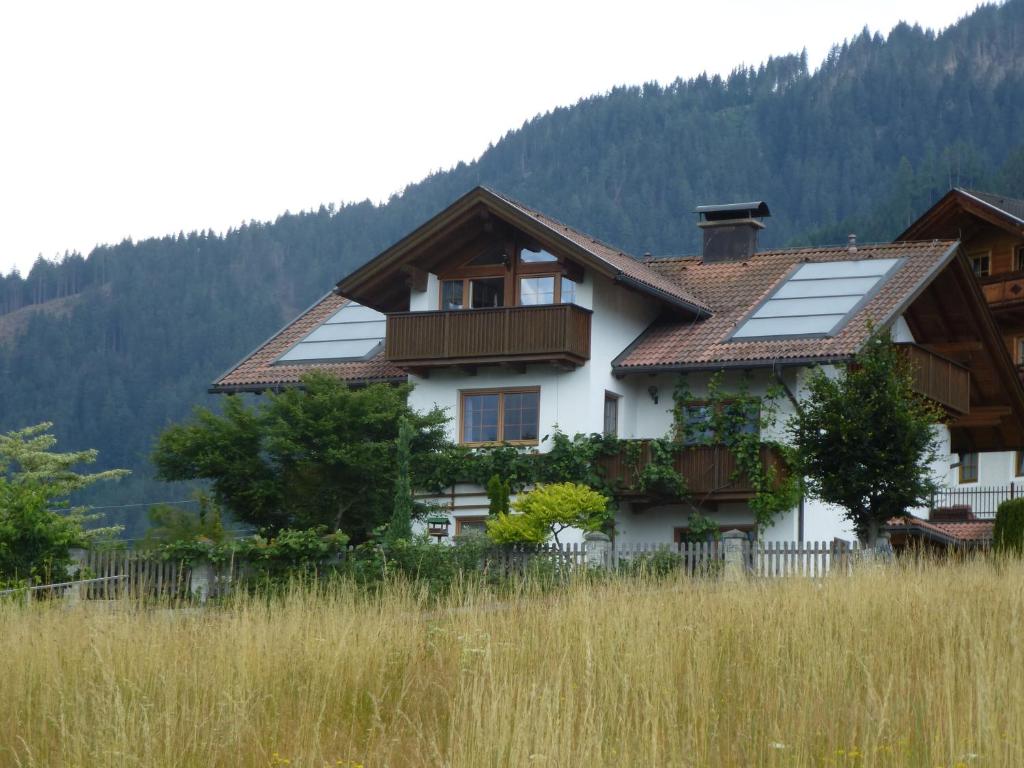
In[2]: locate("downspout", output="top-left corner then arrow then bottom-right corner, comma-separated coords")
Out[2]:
772,361 -> 805,542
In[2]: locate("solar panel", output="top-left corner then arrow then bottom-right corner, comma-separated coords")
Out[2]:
277,301 -> 386,362
731,258 -> 900,340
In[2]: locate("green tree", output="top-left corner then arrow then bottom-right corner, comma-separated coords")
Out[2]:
485,473 -> 511,516
152,374 -> 448,542
385,418 -> 414,544
0,423 -> 127,580
140,491 -> 227,551
789,334 -> 942,546
486,482 -> 610,545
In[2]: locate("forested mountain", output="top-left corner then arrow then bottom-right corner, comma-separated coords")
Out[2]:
4,0 -> 1024,534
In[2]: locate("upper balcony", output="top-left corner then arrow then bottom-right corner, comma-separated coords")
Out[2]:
384,304 -> 592,370
897,342 -> 970,414
978,271 -> 1024,309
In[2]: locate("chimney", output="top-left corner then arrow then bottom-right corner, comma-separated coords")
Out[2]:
696,201 -> 770,262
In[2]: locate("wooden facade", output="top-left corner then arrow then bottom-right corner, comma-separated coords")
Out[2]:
898,342 -> 970,414
595,442 -> 789,502
385,303 -> 592,369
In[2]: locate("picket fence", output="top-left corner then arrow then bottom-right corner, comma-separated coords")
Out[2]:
49,539 -> 864,601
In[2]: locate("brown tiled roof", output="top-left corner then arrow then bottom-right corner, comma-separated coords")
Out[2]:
211,292 -> 406,393
484,188 -> 712,316
886,515 -> 993,545
613,240 -> 959,371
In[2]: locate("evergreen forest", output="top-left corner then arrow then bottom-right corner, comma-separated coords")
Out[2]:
4,0 -> 1024,535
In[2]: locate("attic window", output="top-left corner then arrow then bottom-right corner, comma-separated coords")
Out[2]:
276,301 -> 385,363
730,258 -> 901,340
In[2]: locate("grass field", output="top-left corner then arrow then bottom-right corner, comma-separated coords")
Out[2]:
1,558 -> 1022,767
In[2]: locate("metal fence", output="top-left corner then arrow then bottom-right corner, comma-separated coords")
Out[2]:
929,484 -> 1021,519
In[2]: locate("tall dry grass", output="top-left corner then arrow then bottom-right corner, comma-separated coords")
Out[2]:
1,557 -> 1023,767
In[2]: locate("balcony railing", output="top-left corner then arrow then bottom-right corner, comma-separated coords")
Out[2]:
898,342 -> 970,414
595,441 -> 790,501
929,484 -> 1021,519
385,304 -> 592,368
978,271 -> 1024,307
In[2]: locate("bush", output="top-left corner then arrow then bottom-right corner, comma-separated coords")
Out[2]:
994,498 -> 1024,554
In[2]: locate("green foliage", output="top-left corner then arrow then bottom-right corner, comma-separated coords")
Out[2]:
140,492 -> 227,551
485,473 -> 511,516
153,374 -> 449,542
994,498 -> 1024,554
0,423 -> 127,580
487,482 -> 610,545
789,333 -> 943,545
618,549 -> 684,577
385,418 -> 414,544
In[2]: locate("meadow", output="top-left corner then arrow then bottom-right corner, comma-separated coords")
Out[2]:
1,558 -> 1022,767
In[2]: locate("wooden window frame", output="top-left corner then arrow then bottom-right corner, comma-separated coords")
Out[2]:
458,386 -> 541,446
1015,245 -> 1024,273
438,240 -> 582,309
455,516 -> 489,536
959,452 -> 979,484
603,391 -> 621,437
1016,451 -> 1024,479
678,399 -> 760,445
969,251 -> 991,277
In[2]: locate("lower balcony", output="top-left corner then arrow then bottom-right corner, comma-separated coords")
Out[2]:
897,342 -> 970,414
595,441 -> 790,503
385,304 -> 592,370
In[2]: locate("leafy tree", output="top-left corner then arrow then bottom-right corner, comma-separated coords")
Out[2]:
140,491 -> 227,551
486,482 -> 610,545
385,418 -> 414,544
789,334 -> 942,546
0,423 -> 127,580
152,374 -> 449,542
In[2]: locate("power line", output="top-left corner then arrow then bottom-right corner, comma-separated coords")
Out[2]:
50,498 -> 201,513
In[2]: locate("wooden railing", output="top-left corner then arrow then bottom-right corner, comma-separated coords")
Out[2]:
595,442 -> 789,500
897,342 -> 970,414
385,304 -> 592,367
978,271 -> 1024,307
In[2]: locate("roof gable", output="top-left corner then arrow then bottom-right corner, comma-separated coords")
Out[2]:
898,187 -> 1024,241
336,187 -> 711,318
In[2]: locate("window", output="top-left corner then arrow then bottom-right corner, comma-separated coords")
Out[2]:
442,279 -> 464,310
1016,245 -> 1024,272
1016,337 -> 1024,367
455,517 -> 489,536
519,276 -> 556,305
460,388 -> 540,445
470,277 -> 504,308
1016,451 -> 1024,478
680,401 -> 759,445
561,277 -> 577,305
970,252 -> 991,277
959,452 -> 979,484
520,247 -> 558,263
604,392 -> 620,437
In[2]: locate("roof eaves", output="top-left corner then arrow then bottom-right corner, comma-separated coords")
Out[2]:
957,187 -> 1024,227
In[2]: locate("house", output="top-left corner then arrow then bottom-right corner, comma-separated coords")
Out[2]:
899,188 -> 1024,501
212,187 -> 1024,545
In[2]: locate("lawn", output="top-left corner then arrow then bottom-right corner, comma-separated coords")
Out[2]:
1,557 -> 1022,767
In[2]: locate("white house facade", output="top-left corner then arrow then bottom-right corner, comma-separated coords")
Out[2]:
213,187 -> 1024,547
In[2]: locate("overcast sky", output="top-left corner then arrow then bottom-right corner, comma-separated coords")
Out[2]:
0,0 -> 987,276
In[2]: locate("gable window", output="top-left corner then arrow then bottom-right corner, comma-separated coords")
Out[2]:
1015,245 -> 1024,272
1017,451 -> 1024,478
520,247 -> 558,264
959,452 -> 979,484
460,388 -> 539,445
604,392 -> 620,437
970,252 -> 991,277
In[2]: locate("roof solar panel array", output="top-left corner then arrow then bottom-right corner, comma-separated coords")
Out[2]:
731,258 -> 900,340
277,301 -> 386,362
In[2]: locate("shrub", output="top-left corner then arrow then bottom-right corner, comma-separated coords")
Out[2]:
994,498 -> 1024,554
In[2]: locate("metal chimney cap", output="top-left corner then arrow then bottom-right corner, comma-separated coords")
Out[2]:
695,201 -> 771,221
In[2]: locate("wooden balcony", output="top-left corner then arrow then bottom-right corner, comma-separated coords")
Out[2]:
385,304 -> 592,369
978,271 -> 1024,307
898,342 -> 970,414
595,442 -> 790,502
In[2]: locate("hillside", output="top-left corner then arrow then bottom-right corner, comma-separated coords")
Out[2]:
4,0 -> 1024,533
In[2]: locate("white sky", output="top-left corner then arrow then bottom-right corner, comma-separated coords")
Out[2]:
0,0 -> 986,276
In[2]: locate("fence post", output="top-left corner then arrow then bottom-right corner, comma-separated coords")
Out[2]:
190,559 -> 213,603
721,530 -> 747,582
584,532 -> 612,570
65,548 -> 88,606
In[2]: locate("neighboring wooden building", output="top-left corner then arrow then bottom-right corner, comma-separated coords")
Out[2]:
900,188 -> 1024,490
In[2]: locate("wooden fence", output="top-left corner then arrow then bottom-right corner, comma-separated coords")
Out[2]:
72,550 -> 239,600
